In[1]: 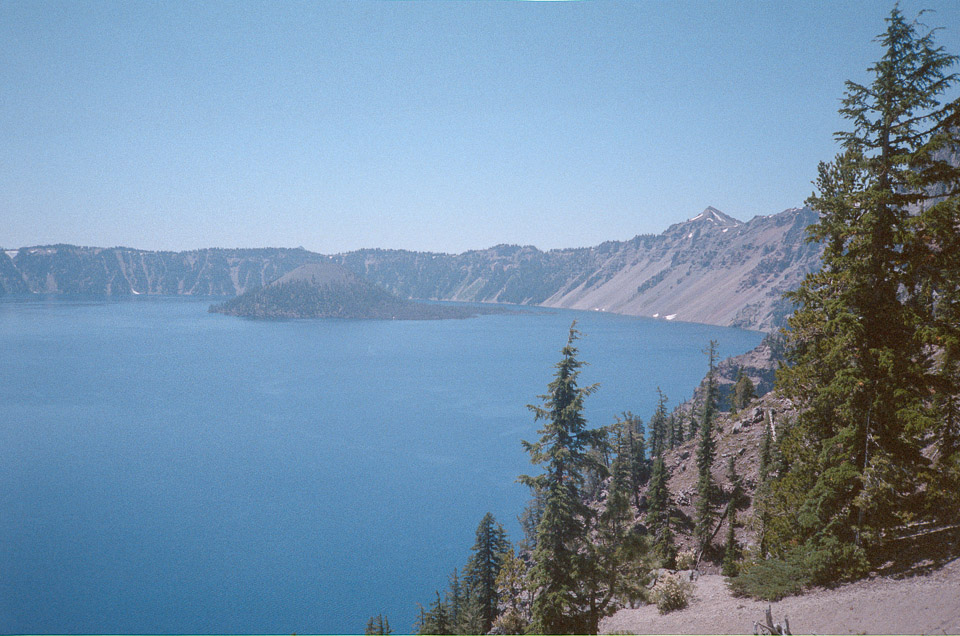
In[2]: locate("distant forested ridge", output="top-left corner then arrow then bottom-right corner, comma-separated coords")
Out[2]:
1,205 -> 821,330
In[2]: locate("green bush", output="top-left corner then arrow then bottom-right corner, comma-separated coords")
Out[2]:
728,552 -> 807,601
728,538 -> 867,601
650,573 -> 693,614
721,553 -> 740,578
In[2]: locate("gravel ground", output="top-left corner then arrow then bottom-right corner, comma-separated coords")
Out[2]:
599,557 -> 960,635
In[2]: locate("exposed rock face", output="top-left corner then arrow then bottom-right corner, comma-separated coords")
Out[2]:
3,205 -> 822,330
335,206 -> 822,331
0,251 -> 28,294
657,391 -> 798,570
11,245 -> 321,296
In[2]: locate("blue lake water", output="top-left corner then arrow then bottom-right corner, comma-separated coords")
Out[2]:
0,296 -> 763,633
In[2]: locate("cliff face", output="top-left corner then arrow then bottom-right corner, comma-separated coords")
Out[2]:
336,206 -> 822,331
0,251 -> 28,294
10,245 -> 322,296
3,205 -> 822,330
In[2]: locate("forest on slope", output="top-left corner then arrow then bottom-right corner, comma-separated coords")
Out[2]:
391,9 -> 960,635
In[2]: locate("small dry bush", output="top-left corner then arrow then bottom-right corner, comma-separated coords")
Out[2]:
650,573 -> 693,614
675,548 -> 697,570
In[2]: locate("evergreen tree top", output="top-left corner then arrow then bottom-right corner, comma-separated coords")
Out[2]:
521,321 -> 603,492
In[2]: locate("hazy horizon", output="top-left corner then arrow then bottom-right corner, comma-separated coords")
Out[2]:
4,203 -> 790,254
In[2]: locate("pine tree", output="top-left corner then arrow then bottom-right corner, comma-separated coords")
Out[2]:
755,417 -> 778,559
415,605 -> 428,635
721,509 -> 739,577
759,419 -> 773,483
607,420 -> 634,534
721,456 -> 743,577
584,422 -> 652,626
732,368 -> 756,412
772,8 -> 960,578
518,491 -> 545,554
645,455 -> 675,567
648,388 -> 669,458
463,513 -> 510,634
446,569 -> 463,631
520,322 -> 606,634
619,411 -> 649,510
455,591 -> 485,636
428,591 -> 450,635
365,614 -> 393,635
667,413 -> 681,450
686,405 -> 698,441
416,592 -> 451,636
694,341 -> 719,555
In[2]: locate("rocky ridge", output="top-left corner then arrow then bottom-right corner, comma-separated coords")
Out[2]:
1,205 -> 822,331
335,206 -> 821,331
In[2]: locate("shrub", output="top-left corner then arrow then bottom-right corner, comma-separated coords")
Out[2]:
721,553 -> 740,578
650,573 -> 693,614
730,537 -> 870,600
728,553 -> 806,601
675,548 -> 697,570
492,611 -> 528,635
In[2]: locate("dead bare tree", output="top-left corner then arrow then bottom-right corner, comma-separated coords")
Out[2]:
753,605 -> 791,635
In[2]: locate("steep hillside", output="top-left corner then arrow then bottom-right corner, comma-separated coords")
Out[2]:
335,206 -> 822,331
545,207 -> 819,329
657,392 -> 795,568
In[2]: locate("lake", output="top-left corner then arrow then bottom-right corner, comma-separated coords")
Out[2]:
0,296 -> 763,633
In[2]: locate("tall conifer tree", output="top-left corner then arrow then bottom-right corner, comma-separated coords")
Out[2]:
732,368 -> 756,412
365,614 -> 393,635
463,513 -> 510,633
619,412 -> 649,510
645,455 -> 675,567
772,8 -> 960,575
520,322 -> 606,634
648,388 -> 669,458
695,341 -> 719,555
446,569 -> 463,631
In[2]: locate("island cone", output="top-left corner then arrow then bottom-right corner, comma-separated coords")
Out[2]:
210,262 -> 488,320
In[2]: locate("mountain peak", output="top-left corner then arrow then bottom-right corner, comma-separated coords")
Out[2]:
687,206 -> 741,226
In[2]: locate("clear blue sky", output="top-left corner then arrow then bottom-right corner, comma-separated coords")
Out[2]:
2,1 -> 959,254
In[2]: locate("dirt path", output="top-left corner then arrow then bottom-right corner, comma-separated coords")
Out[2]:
599,557 -> 960,635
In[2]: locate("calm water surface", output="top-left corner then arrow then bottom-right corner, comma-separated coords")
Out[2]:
0,296 -> 762,633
